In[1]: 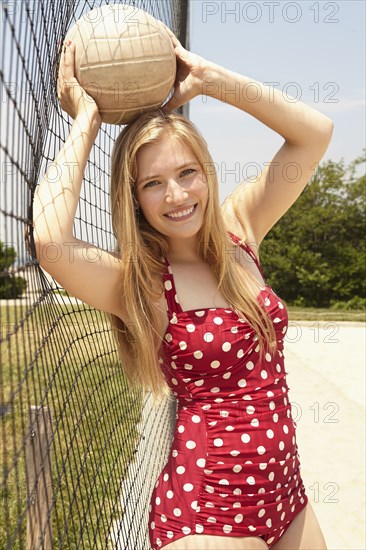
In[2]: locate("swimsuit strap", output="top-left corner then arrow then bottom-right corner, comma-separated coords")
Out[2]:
227,231 -> 265,281
162,257 -> 183,316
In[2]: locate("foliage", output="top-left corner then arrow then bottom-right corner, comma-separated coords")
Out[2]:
0,241 -> 27,299
260,151 -> 365,307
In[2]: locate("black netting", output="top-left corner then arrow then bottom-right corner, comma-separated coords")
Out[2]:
0,1 -> 189,548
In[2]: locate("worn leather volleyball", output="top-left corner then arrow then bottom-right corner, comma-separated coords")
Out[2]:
65,3 -> 176,124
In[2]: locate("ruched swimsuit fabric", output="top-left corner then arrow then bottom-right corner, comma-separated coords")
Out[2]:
149,232 -> 308,549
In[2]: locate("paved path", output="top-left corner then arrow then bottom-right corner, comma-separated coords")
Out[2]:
284,321 -> 365,549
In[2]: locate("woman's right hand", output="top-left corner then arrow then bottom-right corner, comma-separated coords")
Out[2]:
57,41 -> 100,121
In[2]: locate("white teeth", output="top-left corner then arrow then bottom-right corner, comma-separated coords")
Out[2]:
166,205 -> 195,218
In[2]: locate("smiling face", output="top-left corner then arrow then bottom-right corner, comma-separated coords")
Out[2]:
135,130 -> 209,253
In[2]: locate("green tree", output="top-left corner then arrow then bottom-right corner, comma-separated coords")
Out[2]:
260,151 -> 366,308
0,242 -> 27,299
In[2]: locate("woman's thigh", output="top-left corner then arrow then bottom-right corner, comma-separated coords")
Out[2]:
271,501 -> 327,550
163,534 -> 269,549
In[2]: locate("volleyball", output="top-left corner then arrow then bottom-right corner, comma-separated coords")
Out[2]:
65,3 -> 176,124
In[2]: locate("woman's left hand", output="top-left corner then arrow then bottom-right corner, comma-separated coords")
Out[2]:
161,25 -> 209,112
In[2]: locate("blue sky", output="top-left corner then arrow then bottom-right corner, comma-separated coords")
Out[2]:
187,0 -> 365,201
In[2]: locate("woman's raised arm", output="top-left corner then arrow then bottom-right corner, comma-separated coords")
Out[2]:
33,41 -> 126,319
163,32 -> 334,247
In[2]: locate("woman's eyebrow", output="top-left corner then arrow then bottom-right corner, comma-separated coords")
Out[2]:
137,161 -> 199,187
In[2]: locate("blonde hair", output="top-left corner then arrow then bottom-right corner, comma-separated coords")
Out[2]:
108,110 -> 277,407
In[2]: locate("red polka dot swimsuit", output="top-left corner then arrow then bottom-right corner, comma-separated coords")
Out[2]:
148,232 -> 308,549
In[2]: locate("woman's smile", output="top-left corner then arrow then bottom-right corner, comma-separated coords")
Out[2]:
164,203 -> 198,221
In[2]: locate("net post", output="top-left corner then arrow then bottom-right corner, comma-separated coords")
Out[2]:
26,405 -> 53,550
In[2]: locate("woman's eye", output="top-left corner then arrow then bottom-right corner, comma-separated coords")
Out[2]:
181,168 -> 195,177
144,180 -> 159,188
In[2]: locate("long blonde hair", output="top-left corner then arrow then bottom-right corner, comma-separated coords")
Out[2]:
108,110 -> 277,407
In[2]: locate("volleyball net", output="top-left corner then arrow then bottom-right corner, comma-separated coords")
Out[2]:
0,1 -> 189,548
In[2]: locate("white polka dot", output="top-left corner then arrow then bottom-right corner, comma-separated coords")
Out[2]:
223,525 -> 232,533
246,405 -> 255,415
184,364 -> 193,371
258,508 -> 266,517
178,425 -> 185,433
211,387 -> 220,393
251,418 -> 259,427
265,353 -> 272,362
283,425 -> 289,434
268,472 -> 275,481
238,379 -> 246,388
214,438 -> 224,447
213,316 -> 223,325
246,476 -> 256,485
266,518 -> 272,528
155,497 -> 161,505
166,490 -> 174,498
264,297 -> 271,307
257,446 -> 266,455
203,332 -> 214,342
195,379 -> 204,387
237,349 -> 244,358
279,441 -> 285,450
226,425 -> 235,431
281,511 -> 286,521
269,401 -> 275,410
195,524 -> 204,533
195,311 -> 205,317
173,508 -> 182,517
246,361 -> 254,370
241,433 -> 251,443
222,342 -> 231,351
176,466 -> 185,474
186,440 -> 196,449
230,450 -> 240,457
223,372 -> 231,379
235,514 -> 243,523
211,360 -> 220,369
266,429 -> 274,439
207,516 -> 217,523
259,463 -> 267,470
194,350 -> 203,359
183,483 -> 194,492
205,485 -> 214,493
273,413 -> 279,422
233,465 -> 242,473
163,473 -> 169,481
186,323 -> 196,333
261,370 -> 268,379
220,410 -> 229,418
164,280 -> 172,291
196,458 -> 206,468
182,526 -> 191,535
231,326 -> 238,333
248,525 -> 256,532
165,333 -> 172,342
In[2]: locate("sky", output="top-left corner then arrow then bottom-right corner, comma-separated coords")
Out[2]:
186,0 -> 365,202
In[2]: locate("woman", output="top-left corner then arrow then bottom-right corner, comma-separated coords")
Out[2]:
33,29 -> 333,550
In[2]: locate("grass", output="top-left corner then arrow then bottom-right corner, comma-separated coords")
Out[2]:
1,302 -> 143,550
287,306 -> 365,322
1,302 -> 364,548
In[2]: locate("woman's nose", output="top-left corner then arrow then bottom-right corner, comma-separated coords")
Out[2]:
165,179 -> 189,204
